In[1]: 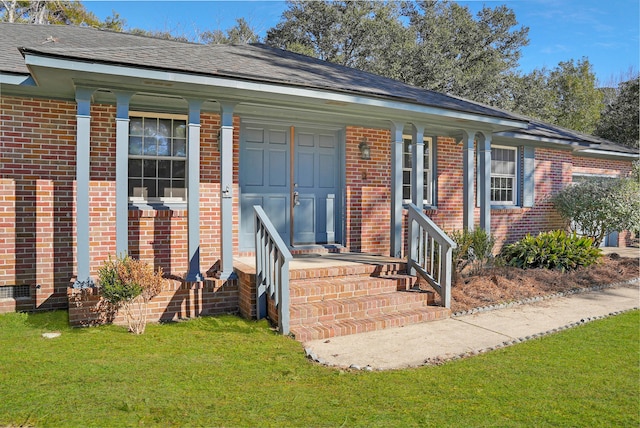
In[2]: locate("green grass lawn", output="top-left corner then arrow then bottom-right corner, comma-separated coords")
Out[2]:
1,310 -> 638,427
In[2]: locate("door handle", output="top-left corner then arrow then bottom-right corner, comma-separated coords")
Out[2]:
293,191 -> 300,206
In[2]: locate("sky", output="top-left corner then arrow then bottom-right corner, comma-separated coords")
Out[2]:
83,0 -> 639,86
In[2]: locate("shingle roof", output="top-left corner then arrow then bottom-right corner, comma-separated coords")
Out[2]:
1,22 -> 524,122
1,23 -> 637,156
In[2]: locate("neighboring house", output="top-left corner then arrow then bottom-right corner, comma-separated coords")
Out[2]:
0,23 -> 636,326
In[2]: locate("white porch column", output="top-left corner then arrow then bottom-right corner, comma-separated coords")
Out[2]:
461,130 -> 476,231
478,133 -> 492,232
411,124 -> 425,209
390,121 -> 404,258
185,99 -> 204,282
73,86 -> 95,288
217,102 -> 236,280
114,92 -> 134,257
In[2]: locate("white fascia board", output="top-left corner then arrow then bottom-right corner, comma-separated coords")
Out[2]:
495,131 -> 585,146
0,72 -> 36,86
575,149 -> 639,160
23,53 -> 528,130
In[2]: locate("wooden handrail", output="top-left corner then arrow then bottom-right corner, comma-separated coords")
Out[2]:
254,205 -> 293,335
406,203 -> 456,308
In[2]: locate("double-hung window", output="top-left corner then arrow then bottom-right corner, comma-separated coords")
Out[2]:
490,146 -> 517,205
402,136 -> 433,205
128,113 -> 188,203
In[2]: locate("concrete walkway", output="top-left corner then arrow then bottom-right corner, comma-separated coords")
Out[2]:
303,281 -> 639,370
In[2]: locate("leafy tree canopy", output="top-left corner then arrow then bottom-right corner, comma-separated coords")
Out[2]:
513,58 -> 604,134
0,0 -> 123,30
595,75 -> 639,148
200,18 -> 260,44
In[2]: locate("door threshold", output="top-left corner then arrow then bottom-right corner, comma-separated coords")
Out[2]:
289,244 -> 345,256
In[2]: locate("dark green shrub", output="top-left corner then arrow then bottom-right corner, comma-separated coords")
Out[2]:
500,230 -> 602,271
450,228 -> 495,278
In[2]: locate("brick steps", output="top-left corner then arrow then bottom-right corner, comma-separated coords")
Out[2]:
285,257 -> 450,342
290,306 -> 450,342
290,290 -> 436,326
290,274 -> 414,304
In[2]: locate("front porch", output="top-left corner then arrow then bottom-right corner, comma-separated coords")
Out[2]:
235,250 -> 451,342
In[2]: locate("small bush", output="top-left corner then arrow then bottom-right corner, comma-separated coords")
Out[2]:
500,230 -> 602,271
450,228 -> 495,279
97,255 -> 165,334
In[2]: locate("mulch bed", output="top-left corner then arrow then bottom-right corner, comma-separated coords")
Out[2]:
449,254 -> 639,313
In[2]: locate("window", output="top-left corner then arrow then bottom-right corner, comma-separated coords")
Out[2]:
128,113 -> 187,203
402,136 -> 433,205
490,146 -> 517,205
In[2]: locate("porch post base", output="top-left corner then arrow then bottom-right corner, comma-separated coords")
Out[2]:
215,270 -> 237,281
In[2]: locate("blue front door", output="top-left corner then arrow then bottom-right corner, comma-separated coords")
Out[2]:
239,122 -> 340,250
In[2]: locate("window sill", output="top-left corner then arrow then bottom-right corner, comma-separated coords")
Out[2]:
129,202 -> 188,218
491,205 -> 523,213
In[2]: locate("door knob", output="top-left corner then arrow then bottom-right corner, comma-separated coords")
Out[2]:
293,191 -> 300,206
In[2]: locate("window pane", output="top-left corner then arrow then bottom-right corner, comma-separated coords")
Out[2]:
173,161 -> 186,179
174,122 -> 187,139
130,118 -> 143,136
158,160 -> 171,179
128,178 -> 142,197
129,136 -> 142,155
403,185 -> 410,200
158,179 -> 171,198
128,159 -> 142,177
173,139 -> 186,157
143,138 -> 157,156
143,159 -> 157,177
144,179 -> 157,198
144,119 -> 157,136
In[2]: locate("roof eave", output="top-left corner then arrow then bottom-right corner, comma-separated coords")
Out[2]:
0,71 -> 36,86
22,50 -> 529,131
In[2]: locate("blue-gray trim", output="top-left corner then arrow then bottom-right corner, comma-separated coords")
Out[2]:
522,146 -> 535,208
74,87 -> 94,287
114,91 -> 134,257
478,134 -> 492,232
431,136 -> 438,207
462,130 -> 475,231
185,98 -> 204,282
411,125 -> 425,209
390,121 -> 404,258
218,102 -> 237,280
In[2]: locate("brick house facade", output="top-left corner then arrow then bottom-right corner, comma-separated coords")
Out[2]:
1,23 -> 636,321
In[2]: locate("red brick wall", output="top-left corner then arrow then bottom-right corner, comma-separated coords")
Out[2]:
490,148 -> 571,249
344,126 -> 392,255
67,277 -> 239,327
572,155 -> 633,177
1,96 -> 77,310
1,95 -> 243,314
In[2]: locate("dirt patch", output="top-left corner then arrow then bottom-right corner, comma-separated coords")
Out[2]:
446,255 -> 639,313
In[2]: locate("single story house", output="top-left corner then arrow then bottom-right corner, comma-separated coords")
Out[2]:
1,23 -> 636,338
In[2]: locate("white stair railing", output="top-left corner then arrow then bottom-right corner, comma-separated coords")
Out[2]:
406,203 -> 457,308
254,205 -> 292,335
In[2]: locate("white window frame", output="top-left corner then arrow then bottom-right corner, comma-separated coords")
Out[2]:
402,135 -> 433,206
128,111 -> 188,205
490,145 -> 518,206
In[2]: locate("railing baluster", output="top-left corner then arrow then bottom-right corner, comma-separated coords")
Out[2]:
254,206 -> 293,335
405,204 -> 457,309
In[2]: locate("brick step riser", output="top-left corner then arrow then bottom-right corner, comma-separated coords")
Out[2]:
290,308 -> 450,342
290,277 -> 414,304
290,293 -> 435,327
290,263 -> 407,281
